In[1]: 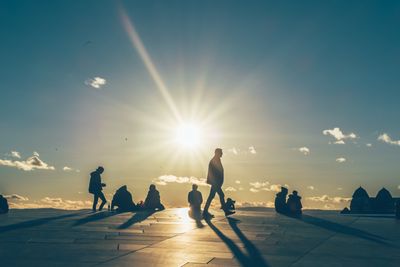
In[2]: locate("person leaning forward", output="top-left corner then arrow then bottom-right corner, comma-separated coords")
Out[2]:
89,166 -> 107,212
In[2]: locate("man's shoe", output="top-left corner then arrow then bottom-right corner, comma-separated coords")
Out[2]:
224,210 -> 235,217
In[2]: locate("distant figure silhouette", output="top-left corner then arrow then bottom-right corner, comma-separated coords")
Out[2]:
0,195 -> 9,214
144,184 -> 165,211
287,190 -> 302,216
188,184 -> 203,220
88,166 -> 107,212
275,187 -> 288,214
226,198 -> 236,212
396,200 -> 400,219
203,148 -> 235,218
111,185 -> 137,212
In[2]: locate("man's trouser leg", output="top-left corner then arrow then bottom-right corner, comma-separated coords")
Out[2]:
93,194 -> 99,211
203,186 -> 217,213
98,192 -> 107,211
215,186 -> 226,211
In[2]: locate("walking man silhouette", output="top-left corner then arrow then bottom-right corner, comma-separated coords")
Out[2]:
203,148 -> 235,218
88,166 -> 107,212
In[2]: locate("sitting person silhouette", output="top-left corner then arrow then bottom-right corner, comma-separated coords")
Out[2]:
275,187 -> 288,214
144,184 -> 165,211
111,185 -> 137,212
0,195 -> 9,214
188,184 -> 203,219
88,166 -> 107,212
287,190 -> 302,216
396,200 -> 400,220
225,198 -> 236,211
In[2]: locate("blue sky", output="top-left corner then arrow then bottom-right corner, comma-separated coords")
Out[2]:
1,0 -> 400,209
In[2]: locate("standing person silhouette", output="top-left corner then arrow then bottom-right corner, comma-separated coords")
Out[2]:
203,148 -> 235,219
88,166 -> 107,212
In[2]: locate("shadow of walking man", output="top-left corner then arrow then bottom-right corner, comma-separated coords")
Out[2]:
118,210 -> 155,229
205,218 -> 270,267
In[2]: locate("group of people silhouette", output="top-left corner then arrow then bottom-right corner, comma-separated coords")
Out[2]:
275,187 -> 303,216
88,148 -> 236,219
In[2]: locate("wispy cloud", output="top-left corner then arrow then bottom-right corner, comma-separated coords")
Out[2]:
323,127 -> 357,144
307,186 -> 315,190
236,201 -> 274,208
4,194 -> 29,201
336,157 -> 346,163
10,151 -> 21,159
235,180 -> 241,184
227,146 -> 257,155
378,133 -> 400,146
85,76 -> 107,89
153,175 -> 207,186
9,197 -> 92,210
225,187 -> 237,192
0,152 -> 55,171
298,147 -> 310,155
249,181 -> 285,193
307,195 -> 351,204
249,146 -> 257,154
366,143 -> 372,147
228,147 -> 239,155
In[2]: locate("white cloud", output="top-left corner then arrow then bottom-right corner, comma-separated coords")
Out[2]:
10,151 -> 21,159
0,152 -> 55,171
235,180 -> 241,184
336,157 -> 346,163
398,185 -> 400,190
249,146 -> 257,154
228,147 -> 239,155
153,175 -> 207,186
4,194 -> 29,201
334,140 -> 345,145
63,166 -> 73,171
225,187 -> 237,192
9,197 -> 92,210
307,186 -> 315,190
85,76 -> 107,89
249,181 -> 285,192
238,187 -> 244,191
323,127 -> 357,144
307,195 -> 351,203
337,187 -> 343,191
33,151 -> 40,157
298,147 -> 310,155
378,133 -> 400,146
366,143 -> 372,147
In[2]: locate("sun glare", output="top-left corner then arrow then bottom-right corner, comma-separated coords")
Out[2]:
175,123 -> 202,148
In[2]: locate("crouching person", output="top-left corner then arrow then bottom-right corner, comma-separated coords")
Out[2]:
0,195 -> 9,214
111,185 -> 137,212
287,190 -> 302,217
144,184 -> 165,211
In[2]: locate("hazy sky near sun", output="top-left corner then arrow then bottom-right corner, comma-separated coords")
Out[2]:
1,0 -> 400,210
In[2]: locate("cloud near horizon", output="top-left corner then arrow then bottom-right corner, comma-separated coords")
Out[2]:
85,76 -> 106,89
336,157 -> 346,163
323,127 -> 357,144
153,175 -> 207,186
298,147 -> 310,155
8,196 -> 92,210
378,133 -> 400,146
0,152 -> 55,171
4,194 -> 29,201
249,181 -> 286,193
307,195 -> 351,204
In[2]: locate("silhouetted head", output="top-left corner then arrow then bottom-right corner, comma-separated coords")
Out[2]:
227,198 -> 235,204
121,185 -> 127,191
192,184 -> 198,191
214,148 -> 223,158
149,184 -> 156,191
96,166 -> 104,174
293,190 -> 298,196
281,187 -> 288,194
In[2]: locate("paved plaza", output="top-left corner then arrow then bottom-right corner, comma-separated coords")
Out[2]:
0,207 -> 399,266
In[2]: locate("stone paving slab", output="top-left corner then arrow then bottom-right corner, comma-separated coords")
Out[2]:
0,208 -> 400,266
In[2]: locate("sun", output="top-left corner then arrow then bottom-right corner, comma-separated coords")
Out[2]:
175,123 -> 202,148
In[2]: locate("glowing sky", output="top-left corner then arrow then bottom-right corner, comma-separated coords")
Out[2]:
1,0 -> 400,210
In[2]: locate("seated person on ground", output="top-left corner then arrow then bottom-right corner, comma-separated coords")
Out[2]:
0,195 -> 9,214
275,187 -> 288,214
144,184 -> 165,211
111,185 -> 137,212
188,184 -> 203,218
287,190 -> 302,216
225,198 -> 236,211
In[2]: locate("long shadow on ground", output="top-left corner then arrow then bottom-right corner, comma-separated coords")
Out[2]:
0,212 -> 84,233
118,210 -> 155,229
286,213 -> 392,246
206,217 -> 270,267
73,211 -> 119,227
